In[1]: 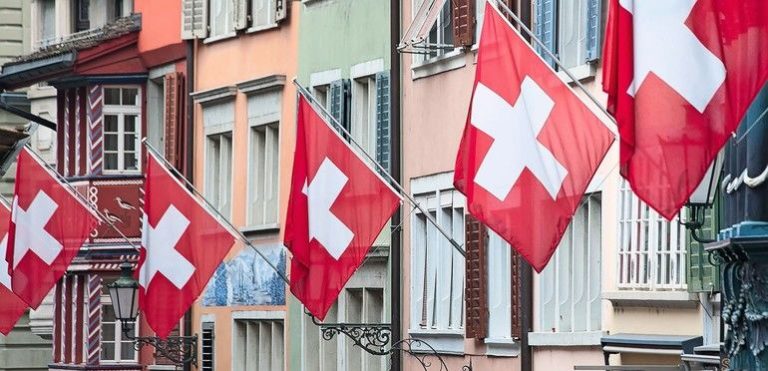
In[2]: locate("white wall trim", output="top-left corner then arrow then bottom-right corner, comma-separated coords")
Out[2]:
408,331 -> 464,355
310,68 -> 342,88
528,331 -> 604,346
232,310 -> 286,320
411,171 -> 455,195
148,63 -> 177,80
412,49 -> 467,80
350,59 -> 385,79
603,290 -> 698,308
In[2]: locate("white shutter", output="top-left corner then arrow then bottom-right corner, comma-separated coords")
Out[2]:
234,0 -> 248,30
182,0 -> 208,39
275,0 -> 287,22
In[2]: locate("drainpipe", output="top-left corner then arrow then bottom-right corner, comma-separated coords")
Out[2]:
519,3 -> 533,371
182,38 -> 196,371
389,0 -> 402,369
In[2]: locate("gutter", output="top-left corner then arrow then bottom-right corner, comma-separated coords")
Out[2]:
390,0 -> 403,370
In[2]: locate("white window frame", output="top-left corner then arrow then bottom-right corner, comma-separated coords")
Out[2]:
102,86 -> 142,174
409,172 -> 465,354
487,231 -> 512,340
350,68 -> 378,157
231,311 -> 285,371
208,0 -> 235,41
203,100 -> 235,219
618,181 -> 687,291
250,0 -> 276,31
246,91 -> 281,229
101,295 -> 138,363
530,194 -> 602,346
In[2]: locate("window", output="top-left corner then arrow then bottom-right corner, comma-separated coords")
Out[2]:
417,0 -> 454,62
538,195 -> 601,335
39,0 -> 56,46
203,101 -> 234,218
534,0 -> 602,69
352,76 -> 377,156
201,322 -> 215,371
618,181 -> 687,290
301,303 -> 338,371
103,87 -> 141,173
101,298 -> 137,363
233,317 -> 284,371
74,0 -> 90,32
487,232 -> 513,340
410,173 -> 465,338
210,0 -> 233,38
252,0 -> 276,28
246,90 -> 280,227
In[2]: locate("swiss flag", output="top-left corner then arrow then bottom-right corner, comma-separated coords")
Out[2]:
138,152 -> 235,338
603,0 -> 768,219
454,2 -> 614,272
5,147 -> 98,309
284,94 -> 401,320
0,200 -> 28,335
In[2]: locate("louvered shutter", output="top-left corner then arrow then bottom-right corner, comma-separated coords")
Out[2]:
465,214 -> 488,339
585,0 -> 601,62
164,72 -> 186,170
275,0 -> 288,22
234,0 -> 249,30
534,0 -> 557,67
182,0 -> 208,39
510,250 -> 523,338
375,71 -> 391,174
329,79 -> 350,135
452,0 -> 475,47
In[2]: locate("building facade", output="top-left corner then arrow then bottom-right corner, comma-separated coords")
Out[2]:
0,0 -> 190,369
184,0 -> 298,370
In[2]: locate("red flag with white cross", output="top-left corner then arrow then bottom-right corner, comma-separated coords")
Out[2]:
603,0 -> 768,219
454,2 -> 614,272
284,94 -> 401,320
138,152 -> 235,338
5,147 -> 99,309
0,199 -> 28,335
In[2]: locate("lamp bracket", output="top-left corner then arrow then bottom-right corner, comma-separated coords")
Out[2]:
121,322 -> 198,366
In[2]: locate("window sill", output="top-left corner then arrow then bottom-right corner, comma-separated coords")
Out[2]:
412,49 -> 467,80
484,337 -> 520,357
408,330 -> 464,355
241,223 -> 280,236
203,32 -> 237,45
247,23 -> 279,34
528,331 -> 604,346
556,63 -> 597,84
604,290 -> 698,308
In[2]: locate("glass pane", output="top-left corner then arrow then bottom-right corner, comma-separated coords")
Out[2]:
104,134 -> 118,151
124,134 -> 136,150
124,115 -> 137,132
103,323 -> 116,341
105,88 -> 121,105
105,153 -> 118,170
122,88 -> 138,106
124,153 -> 137,170
101,342 -> 115,360
105,115 -> 119,132
121,342 -> 135,360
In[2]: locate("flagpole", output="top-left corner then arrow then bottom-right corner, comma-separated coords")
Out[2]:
293,79 -> 466,257
141,139 -> 291,285
495,0 -> 618,128
21,145 -> 141,252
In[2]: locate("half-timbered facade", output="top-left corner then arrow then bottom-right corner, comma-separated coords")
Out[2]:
0,1 -> 188,369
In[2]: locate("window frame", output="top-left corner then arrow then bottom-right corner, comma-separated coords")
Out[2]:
102,86 -> 142,175
245,90 -> 281,230
100,295 -> 139,364
202,99 -> 235,218
250,0 -> 277,31
231,311 -> 285,371
208,0 -> 235,40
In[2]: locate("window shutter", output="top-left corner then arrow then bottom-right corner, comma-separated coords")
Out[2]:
510,250 -> 523,338
465,214 -> 488,339
375,71 -> 391,175
687,205 -> 720,293
275,0 -> 289,22
329,79 -> 350,136
452,0 -> 475,47
164,72 -> 186,170
201,322 -> 215,371
234,0 -> 249,30
182,0 -> 208,39
533,0 -> 557,67
585,0 -> 601,62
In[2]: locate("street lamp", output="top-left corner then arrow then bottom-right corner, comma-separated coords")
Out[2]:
682,151 -> 725,243
106,262 -> 198,366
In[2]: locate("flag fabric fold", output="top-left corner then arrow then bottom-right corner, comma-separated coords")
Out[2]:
0,200 -> 28,335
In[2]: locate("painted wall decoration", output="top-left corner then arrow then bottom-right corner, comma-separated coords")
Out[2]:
202,244 -> 286,306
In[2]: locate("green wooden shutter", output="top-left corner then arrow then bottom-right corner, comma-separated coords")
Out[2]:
375,71 -> 391,175
687,200 -> 720,293
328,79 -> 350,136
534,0 -> 557,67
585,0 -> 601,62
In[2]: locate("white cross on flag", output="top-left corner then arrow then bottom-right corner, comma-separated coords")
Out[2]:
284,94 -> 401,320
454,2 -> 614,272
0,200 -> 28,335
138,152 -> 235,338
5,147 -> 98,309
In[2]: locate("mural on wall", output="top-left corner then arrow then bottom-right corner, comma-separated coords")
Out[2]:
202,244 -> 286,306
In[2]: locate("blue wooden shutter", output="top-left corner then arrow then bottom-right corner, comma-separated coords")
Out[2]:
534,0 -> 557,67
329,79 -> 350,135
585,0 -> 602,62
375,71 -> 391,174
